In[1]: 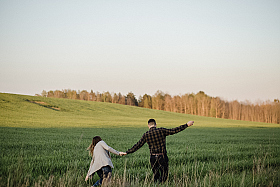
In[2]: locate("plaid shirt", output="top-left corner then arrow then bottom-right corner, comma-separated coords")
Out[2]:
126,123 -> 188,155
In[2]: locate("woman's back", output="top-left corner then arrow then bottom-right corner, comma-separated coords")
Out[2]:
89,140 -> 119,175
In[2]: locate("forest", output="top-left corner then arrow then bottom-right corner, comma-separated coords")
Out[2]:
38,89 -> 280,124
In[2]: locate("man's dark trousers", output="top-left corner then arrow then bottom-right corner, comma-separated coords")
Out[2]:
150,154 -> 169,183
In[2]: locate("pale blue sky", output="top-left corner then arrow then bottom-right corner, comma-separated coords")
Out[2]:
1,0 -> 279,103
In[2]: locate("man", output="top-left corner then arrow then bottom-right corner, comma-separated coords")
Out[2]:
123,119 -> 194,183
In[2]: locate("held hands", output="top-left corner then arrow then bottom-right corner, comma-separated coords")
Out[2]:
119,152 -> 127,156
187,121 -> 194,127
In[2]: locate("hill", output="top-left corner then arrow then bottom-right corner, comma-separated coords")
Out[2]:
0,93 -> 278,128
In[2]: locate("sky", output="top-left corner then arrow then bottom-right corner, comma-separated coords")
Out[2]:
0,0 -> 279,103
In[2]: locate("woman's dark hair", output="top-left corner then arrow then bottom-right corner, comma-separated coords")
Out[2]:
87,136 -> 102,156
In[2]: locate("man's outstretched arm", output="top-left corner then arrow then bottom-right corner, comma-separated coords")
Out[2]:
164,121 -> 194,136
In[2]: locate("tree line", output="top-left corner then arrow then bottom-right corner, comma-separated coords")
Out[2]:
38,89 -> 280,124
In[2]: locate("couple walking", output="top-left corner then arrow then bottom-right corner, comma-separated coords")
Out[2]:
85,119 -> 194,186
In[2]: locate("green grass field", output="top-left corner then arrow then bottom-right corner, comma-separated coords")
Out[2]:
0,93 -> 280,186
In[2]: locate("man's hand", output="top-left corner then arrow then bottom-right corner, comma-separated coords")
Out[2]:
187,121 -> 194,127
85,175 -> 89,181
119,152 -> 127,156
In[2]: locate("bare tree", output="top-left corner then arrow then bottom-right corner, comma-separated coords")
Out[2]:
164,94 -> 172,112
152,90 -> 165,110
41,90 -> 47,97
140,94 -> 152,109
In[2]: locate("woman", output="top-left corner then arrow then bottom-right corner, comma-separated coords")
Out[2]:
85,136 -> 125,186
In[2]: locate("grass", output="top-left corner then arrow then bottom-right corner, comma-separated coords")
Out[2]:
0,93 -> 280,186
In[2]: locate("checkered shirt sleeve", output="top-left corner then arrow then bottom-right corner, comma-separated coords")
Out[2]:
162,123 -> 188,136
126,134 -> 147,154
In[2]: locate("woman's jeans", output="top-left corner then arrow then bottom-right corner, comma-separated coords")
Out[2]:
150,154 -> 169,183
93,165 -> 112,186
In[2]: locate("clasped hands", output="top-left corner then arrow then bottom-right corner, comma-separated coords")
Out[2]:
119,152 -> 127,156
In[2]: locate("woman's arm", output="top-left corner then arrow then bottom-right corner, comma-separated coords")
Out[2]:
100,141 -> 120,155
85,159 -> 94,181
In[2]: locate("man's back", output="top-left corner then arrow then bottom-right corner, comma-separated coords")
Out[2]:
144,127 -> 167,154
